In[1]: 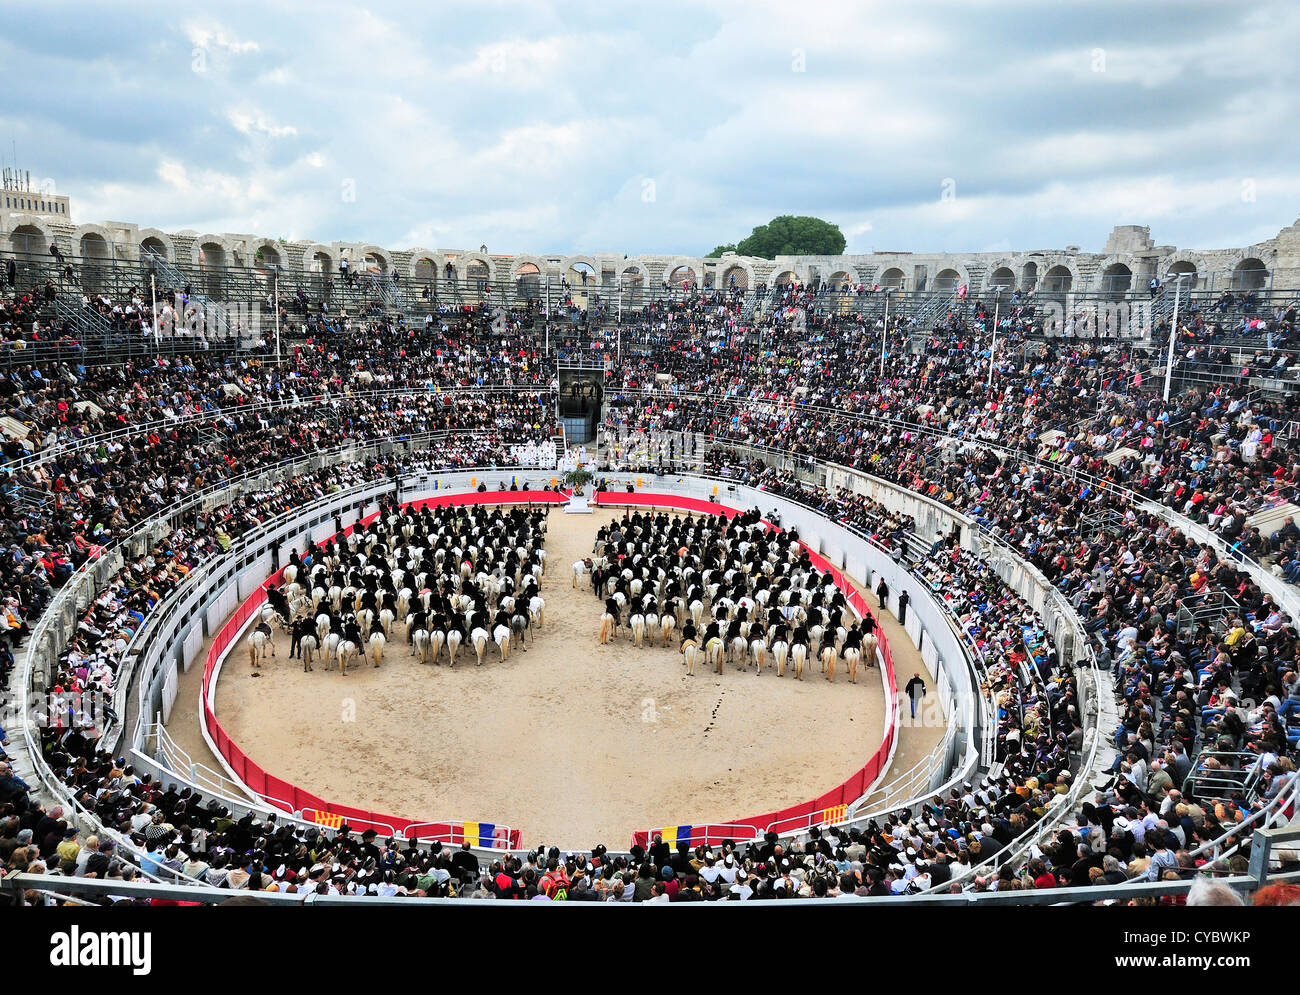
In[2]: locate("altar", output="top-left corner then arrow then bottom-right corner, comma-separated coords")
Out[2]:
563,445 -> 594,514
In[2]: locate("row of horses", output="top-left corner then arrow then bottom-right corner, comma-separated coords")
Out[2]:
248,591 -> 550,676
576,510 -> 880,683
244,502 -> 551,676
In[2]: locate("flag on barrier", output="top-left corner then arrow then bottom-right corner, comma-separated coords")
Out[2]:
462,821 -> 497,848
659,825 -> 693,847
820,804 -> 846,825
313,811 -> 343,829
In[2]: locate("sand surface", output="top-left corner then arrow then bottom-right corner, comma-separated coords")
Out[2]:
206,506 -> 905,848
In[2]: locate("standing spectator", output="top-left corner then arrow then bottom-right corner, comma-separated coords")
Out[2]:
905,672 -> 927,720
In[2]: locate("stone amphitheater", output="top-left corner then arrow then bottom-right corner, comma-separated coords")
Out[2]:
4,196 -> 1299,295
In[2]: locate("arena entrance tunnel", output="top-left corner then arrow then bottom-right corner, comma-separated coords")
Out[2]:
557,362 -> 605,443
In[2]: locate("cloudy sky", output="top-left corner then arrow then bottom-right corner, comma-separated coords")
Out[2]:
3,0 -> 1297,258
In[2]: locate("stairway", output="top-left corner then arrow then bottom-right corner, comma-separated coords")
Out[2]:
144,249 -> 240,342
53,294 -> 114,342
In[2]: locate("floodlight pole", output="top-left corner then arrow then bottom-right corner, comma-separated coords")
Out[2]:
150,273 -> 159,355
880,290 -> 889,377
273,270 -> 281,364
1162,273 -> 1185,403
988,291 -> 1001,393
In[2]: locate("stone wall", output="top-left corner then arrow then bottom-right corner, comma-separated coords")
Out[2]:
2,208 -> 1295,294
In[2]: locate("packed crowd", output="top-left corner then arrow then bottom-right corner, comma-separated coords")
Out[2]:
2,279 -> 1299,905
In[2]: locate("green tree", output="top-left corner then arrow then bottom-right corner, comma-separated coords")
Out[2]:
705,244 -> 736,258
732,216 -> 846,258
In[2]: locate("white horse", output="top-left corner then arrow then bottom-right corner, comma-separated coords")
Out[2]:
446,628 -> 462,666
791,643 -> 808,681
299,633 -> 318,672
706,636 -> 725,675
411,627 -> 430,664
750,635 -> 768,674
683,640 -> 701,676
771,639 -> 789,678
729,634 -> 749,667
357,608 -> 375,639
630,612 -> 646,648
368,631 -> 386,667
337,638 -> 359,676
528,596 -> 545,628
659,613 -> 676,647
493,623 -> 511,662
599,612 -> 616,645
843,647 -> 861,685
378,607 -> 396,637
471,627 -> 490,666
247,626 -> 273,668
316,613 -> 331,645
689,599 -> 705,627
821,644 -> 838,683
862,633 -> 879,670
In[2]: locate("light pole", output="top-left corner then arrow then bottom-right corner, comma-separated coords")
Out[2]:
273,268 -> 281,364
150,272 -> 159,355
880,289 -> 890,377
988,288 -> 1002,393
1162,271 -> 1191,403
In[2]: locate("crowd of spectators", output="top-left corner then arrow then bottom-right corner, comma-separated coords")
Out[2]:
1,276 -> 1299,905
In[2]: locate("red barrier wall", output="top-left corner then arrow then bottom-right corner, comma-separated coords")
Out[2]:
595,493 -> 901,849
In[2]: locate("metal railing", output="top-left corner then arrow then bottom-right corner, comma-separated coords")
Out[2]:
7,825 -> 1299,905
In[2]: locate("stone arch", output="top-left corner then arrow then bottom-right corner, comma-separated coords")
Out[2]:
6,215 -> 54,255
249,239 -> 283,271
877,266 -> 906,290
1040,262 -> 1078,294
987,265 -> 1017,291
933,266 -> 967,294
191,234 -> 235,268
826,267 -> 860,289
192,234 -> 235,296
458,251 -> 495,286
560,253 -> 599,287
666,264 -> 699,287
511,257 -> 544,296
1018,259 -> 1039,290
407,249 -> 441,282
618,260 -> 651,288
658,256 -> 701,287
137,228 -> 175,263
1164,253 -> 1203,290
770,269 -> 799,287
721,261 -> 755,290
1097,257 -> 1134,299
73,223 -> 115,262
302,243 -> 334,276
1230,256 -> 1268,291
358,244 -> 390,275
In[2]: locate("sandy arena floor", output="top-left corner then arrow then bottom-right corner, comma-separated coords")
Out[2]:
208,506 -> 899,848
